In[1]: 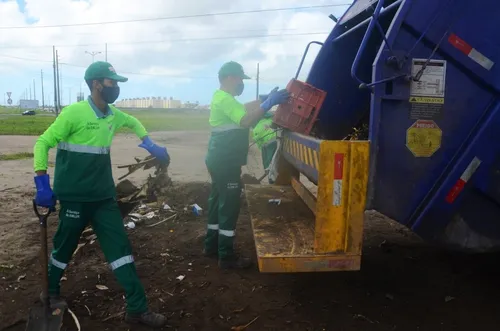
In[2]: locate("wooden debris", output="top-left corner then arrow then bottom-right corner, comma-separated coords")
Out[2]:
231,316 -> 259,331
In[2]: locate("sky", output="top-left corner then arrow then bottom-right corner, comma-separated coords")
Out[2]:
0,0 -> 353,106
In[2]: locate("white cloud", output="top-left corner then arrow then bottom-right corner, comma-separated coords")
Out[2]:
0,0 -> 351,103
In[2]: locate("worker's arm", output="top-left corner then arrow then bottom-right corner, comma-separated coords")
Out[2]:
115,109 -> 170,164
240,88 -> 289,128
33,110 -> 74,174
224,88 -> 289,129
33,110 -> 73,209
116,110 -> 148,139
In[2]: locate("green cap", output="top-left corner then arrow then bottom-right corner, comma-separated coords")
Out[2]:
84,61 -> 128,82
218,61 -> 250,79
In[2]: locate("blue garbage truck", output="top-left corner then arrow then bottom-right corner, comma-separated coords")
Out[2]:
245,0 -> 500,273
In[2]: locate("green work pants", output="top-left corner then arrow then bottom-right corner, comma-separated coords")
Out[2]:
204,164 -> 242,260
48,198 -> 147,314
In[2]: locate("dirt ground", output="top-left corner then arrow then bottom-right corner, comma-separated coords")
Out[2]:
1,132 -> 500,331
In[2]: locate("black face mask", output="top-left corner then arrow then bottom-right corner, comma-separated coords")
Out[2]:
100,85 -> 120,104
235,82 -> 244,96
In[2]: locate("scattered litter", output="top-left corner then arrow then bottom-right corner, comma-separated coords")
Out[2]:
176,275 -> 185,281
353,314 -> 375,324
84,304 -> 91,316
128,213 -> 143,220
102,311 -> 125,322
268,199 -> 281,205
144,211 -> 156,219
138,204 -> 147,210
147,214 -> 177,228
160,252 -> 170,257
232,306 -> 248,314
166,292 -> 174,297
192,204 -> 203,216
68,308 -> 81,331
231,316 -> 259,330
0,264 -> 14,269
188,262 -> 193,266
96,285 -> 109,290
125,221 -> 136,229
61,277 -> 68,281
17,274 -> 26,282
445,296 -> 455,303
163,203 -> 171,210
72,243 -> 87,257
169,229 -> 174,233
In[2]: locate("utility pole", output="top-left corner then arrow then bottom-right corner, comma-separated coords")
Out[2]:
105,43 -> 107,61
53,46 -> 58,115
256,63 -> 260,100
41,70 -> 45,110
85,50 -> 101,63
56,50 -> 61,110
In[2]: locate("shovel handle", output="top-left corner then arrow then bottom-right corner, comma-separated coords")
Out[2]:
33,199 -> 51,308
32,200 -> 52,225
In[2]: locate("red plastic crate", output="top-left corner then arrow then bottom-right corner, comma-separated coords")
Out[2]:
274,78 -> 327,135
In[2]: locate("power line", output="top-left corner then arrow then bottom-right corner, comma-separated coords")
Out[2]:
0,31 -> 330,50
0,4 -> 351,30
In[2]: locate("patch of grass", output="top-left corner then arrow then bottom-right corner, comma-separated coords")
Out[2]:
0,110 -> 209,136
0,152 -> 34,161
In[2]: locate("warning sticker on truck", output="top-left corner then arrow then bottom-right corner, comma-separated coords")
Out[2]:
406,120 -> 442,157
409,59 -> 447,119
410,59 -> 447,97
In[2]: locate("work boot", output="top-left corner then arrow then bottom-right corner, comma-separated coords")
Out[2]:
39,292 -> 67,309
125,311 -> 167,328
202,248 -> 218,259
218,256 -> 252,269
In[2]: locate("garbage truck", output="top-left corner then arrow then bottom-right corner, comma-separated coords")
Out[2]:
244,0 -> 500,273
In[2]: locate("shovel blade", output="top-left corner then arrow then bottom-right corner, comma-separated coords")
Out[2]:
25,305 -> 65,331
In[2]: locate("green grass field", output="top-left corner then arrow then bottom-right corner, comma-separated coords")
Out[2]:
0,108 -> 209,135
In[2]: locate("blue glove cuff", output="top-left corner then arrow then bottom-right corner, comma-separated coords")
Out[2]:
34,174 -> 50,188
141,136 -> 154,148
260,100 -> 272,112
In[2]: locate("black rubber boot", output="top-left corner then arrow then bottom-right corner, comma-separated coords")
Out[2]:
202,248 -> 218,259
125,311 -> 167,328
39,292 -> 67,309
218,256 -> 252,269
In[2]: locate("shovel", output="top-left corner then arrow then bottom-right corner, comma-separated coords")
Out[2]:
25,200 -> 66,331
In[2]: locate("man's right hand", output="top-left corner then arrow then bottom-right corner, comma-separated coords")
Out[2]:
260,87 -> 290,112
34,174 -> 56,210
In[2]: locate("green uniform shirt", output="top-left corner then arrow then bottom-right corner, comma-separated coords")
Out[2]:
252,117 -> 276,149
206,90 -> 249,168
33,98 -> 148,202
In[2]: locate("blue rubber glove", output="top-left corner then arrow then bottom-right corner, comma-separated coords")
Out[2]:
139,136 -> 170,164
34,174 -> 56,211
260,87 -> 290,112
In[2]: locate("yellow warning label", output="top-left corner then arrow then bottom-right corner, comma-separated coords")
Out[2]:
406,120 -> 442,157
409,96 -> 444,104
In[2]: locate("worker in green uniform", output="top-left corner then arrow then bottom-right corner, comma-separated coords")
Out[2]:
33,61 -> 169,328
252,112 -> 278,182
204,61 -> 289,269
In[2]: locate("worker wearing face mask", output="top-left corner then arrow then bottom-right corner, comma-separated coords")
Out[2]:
33,61 -> 169,328
204,61 -> 289,269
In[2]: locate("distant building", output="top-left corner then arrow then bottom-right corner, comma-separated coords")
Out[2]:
115,96 -> 182,109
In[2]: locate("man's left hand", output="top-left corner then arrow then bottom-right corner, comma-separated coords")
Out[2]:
139,136 -> 170,165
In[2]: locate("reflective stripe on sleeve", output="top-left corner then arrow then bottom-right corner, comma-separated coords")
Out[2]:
58,142 -> 110,155
208,224 -> 219,230
109,255 -> 134,271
